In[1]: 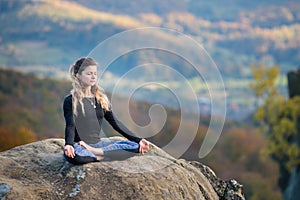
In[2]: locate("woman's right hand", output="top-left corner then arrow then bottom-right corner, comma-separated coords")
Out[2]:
64,144 -> 75,158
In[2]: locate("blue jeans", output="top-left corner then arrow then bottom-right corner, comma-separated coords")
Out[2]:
74,140 -> 140,159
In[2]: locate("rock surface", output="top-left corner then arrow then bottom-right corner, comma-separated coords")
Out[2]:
0,138 -> 245,200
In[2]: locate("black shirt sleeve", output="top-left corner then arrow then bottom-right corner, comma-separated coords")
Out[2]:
104,110 -> 141,144
63,95 -> 75,146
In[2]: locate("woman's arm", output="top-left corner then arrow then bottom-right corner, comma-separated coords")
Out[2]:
104,110 -> 142,143
63,95 -> 75,146
63,95 -> 76,158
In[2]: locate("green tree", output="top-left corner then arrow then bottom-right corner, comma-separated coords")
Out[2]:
249,64 -> 300,190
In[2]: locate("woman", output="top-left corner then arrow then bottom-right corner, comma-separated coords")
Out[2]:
63,57 -> 149,164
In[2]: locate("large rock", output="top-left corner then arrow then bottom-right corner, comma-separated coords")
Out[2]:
0,138 -> 245,200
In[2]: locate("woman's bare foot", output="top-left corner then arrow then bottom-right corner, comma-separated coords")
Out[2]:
78,141 -> 104,157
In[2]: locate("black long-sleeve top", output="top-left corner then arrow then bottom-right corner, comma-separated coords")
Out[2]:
63,95 -> 141,146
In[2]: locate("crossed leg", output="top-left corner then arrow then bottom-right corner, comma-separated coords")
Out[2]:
78,141 -> 104,161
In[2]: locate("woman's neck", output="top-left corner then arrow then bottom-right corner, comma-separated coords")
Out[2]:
83,87 -> 94,97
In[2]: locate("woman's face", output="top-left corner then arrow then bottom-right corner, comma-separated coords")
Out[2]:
77,65 -> 98,87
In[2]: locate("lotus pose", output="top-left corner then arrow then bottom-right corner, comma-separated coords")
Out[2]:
63,57 -> 149,164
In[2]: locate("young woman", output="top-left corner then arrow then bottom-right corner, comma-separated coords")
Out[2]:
63,57 -> 149,164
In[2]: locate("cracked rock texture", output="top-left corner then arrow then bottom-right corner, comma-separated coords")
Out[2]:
0,138 -> 245,200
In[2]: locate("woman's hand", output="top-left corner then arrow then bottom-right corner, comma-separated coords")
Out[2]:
64,144 -> 75,158
139,139 -> 149,154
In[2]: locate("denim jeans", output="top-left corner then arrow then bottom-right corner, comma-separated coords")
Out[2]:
74,140 -> 140,159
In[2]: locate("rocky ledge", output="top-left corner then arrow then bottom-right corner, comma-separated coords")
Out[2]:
0,138 -> 245,200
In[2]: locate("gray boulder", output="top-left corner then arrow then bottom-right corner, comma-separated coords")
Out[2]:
0,138 -> 245,200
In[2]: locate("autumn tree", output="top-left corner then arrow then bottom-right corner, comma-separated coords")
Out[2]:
0,126 -> 37,151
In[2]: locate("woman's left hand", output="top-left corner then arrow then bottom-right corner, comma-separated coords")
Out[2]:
139,139 -> 149,154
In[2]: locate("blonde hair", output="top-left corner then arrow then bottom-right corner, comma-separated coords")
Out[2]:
69,57 -> 110,115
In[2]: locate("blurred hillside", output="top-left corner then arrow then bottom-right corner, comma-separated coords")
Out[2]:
0,0 -> 299,119
0,0 -> 299,75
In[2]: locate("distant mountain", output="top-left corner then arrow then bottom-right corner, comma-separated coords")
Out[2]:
0,0 -> 299,77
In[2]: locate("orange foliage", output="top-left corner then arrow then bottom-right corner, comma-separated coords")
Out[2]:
0,126 -> 37,152
201,125 -> 282,199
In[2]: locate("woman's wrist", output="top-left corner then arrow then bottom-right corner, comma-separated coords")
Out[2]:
64,144 -> 72,150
